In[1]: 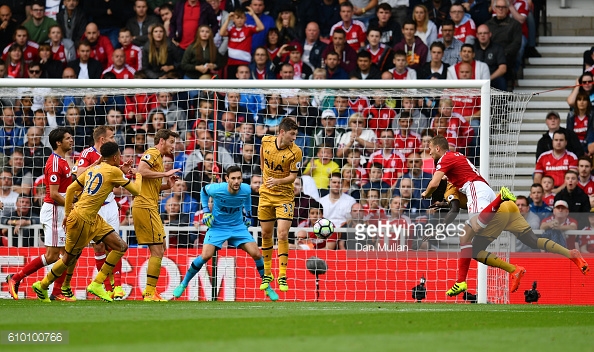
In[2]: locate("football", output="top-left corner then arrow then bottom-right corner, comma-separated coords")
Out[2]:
313,218 -> 335,239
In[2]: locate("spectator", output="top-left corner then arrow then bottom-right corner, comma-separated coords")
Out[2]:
319,173 -> 357,228
323,50 -> 349,79
142,24 -> 182,79
255,94 -> 287,137
145,110 -> 168,147
83,0 -> 132,48
291,94 -> 320,137
102,48 -> 136,79
5,44 -> 27,78
224,90 -> 257,126
434,98 -> 474,152
566,91 -> 594,155
396,97 -> 429,135
395,176 -> 424,218
80,94 -> 106,131
160,179 -> 199,216
0,107 -> 26,157
446,43 -> 489,80
577,156 -> 594,196
206,0 -> 229,56
37,44 -> 62,78
314,109 -> 344,151
245,0 -> 275,52
514,195 -> 541,252
417,41 -> 449,80
46,25 -> 75,67
158,3 -> 175,39
249,46 -> 276,79
23,1 -> 58,44
381,49 -> 417,80
536,111 -> 583,161
392,19 -> 428,71
508,0 -> 529,76
345,147 -> 368,185
554,169 -> 591,229
273,42 -> 312,80
1,195 -> 39,247
2,26 -> 39,64
578,212 -> 594,253
367,3 -> 402,47
234,142 -> 258,183
385,194 -> 413,248
185,130 -> 234,176
314,0 -> 341,41
232,122 -> 261,157
0,5 -> 18,52
37,102 -> 56,143
361,162 -> 392,195
275,4 -> 300,44
362,26 -> 394,73
350,50 -> 381,79
541,175 -> 556,207
412,4 -> 437,46
64,104 -> 89,152
23,126 -> 51,178
474,24 -> 507,91
0,169 -> 18,214
293,175 -> 318,227
152,92 -> 187,132
330,1 -> 366,51
321,28 -> 357,73
105,108 -> 131,149
181,24 -> 225,80
336,113 -> 377,159
528,183 -> 552,221
126,0 -> 160,48
303,144 -> 340,193
540,200 -> 577,248
419,130 -> 435,173
184,150 -> 222,200
392,115 -> 420,156
361,188 -> 388,225
337,202 -> 367,249
364,96 -> 396,136
301,22 -> 327,70
296,201 -> 338,250
340,164 -> 361,201
82,22 -> 114,70
435,19 -> 462,66
438,2 -> 476,44
249,173 -> 262,223
67,40 -> 103,79
57,0 -> 87,42
161,196 -> 194,247
567,72 -> 594,107
7,148 -> 33,195
534,130 -> 579,191
264,27 -> 281,59
118,28 -> 143,72
220,6 -> 264,79
485,0 -> 522,84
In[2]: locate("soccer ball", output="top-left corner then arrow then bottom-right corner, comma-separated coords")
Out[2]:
313,218 -> 335,239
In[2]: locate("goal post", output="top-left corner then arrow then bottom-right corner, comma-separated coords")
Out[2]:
0,78 -> 532,303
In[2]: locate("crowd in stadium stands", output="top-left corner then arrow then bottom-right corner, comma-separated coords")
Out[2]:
1,0 -> 594,254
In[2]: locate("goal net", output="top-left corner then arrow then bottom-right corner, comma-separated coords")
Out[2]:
0,79 -> 531,303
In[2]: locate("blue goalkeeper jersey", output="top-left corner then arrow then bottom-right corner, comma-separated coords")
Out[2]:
201,183 -> 251,229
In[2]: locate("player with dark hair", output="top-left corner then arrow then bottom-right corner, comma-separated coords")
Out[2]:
173,165 -> 279,300
421,135 -> 516,296
259,117 -> 303,293
7,127 -> 74,301
32,142 -> 142,302
132,129 -> 181,301
75,125 -> 132,300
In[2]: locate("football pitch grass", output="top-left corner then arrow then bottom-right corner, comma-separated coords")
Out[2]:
1,300 -> 593,352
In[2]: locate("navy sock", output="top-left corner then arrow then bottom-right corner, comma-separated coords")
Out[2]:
254,258 -> 264,278
181,256 -> 207,287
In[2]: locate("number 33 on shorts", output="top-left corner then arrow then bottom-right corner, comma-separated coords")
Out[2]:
280,203 -> 293,218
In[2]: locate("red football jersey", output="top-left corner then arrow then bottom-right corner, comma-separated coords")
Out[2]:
543,193 -> 555,207
578,177 -> 594,195
122,44 -> 142,71
2,41 -> 39,64
330,21 -> 366,51
365,44 -> 387,65
541,215 -> 578,228
451,94 -> 480,119
85,36 -> 114,69
367,150 -> 407,186
534,150 -> 578,187
435,151 -> 487,189
102,64 -> 136,79
44,153 -> 72,204
364,105 -> 396,135
572,115 -> 589,143
578,231 -> 594,253
448,114 -> 474,149
389,67 -> 414,80
52,44 -> 67,66
513,0 -> 529,38
227,25 -> 258,65
349,96 -> 370,113
455,19 -> 476,43
394,130 -> 421,156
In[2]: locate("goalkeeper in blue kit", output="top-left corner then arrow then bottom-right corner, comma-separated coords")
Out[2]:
173,165 -> 279,301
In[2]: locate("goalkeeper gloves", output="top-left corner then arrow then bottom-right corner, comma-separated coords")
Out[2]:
202,211 -> 214,228
244,211 -> 252,228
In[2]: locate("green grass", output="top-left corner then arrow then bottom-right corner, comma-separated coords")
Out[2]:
1,301 -> 593,352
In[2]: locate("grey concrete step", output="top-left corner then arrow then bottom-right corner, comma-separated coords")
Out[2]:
517,79 -> 575,88
535,46 -> 587,56
527,100 -> 570,110
515,89 -> 571,99
524,67 -> 583,77
527,57 -> 584,66
538,36 -> 594,44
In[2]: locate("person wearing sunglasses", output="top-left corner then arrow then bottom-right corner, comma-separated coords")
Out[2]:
567,71 -> 594,108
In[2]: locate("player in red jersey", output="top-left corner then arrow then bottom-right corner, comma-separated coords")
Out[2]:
534,130 -> 578,191
421,135 -> 517,296
6,128 -> 74,301
75,126 -> 133,300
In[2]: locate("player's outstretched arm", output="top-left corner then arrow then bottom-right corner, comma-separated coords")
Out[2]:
123,174 -> 143,196
422,170 -> 445,199
138,160 -> 181,179
443,199 -> 461,225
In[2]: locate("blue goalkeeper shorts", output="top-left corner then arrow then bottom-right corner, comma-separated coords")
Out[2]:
204,227 -> 255,249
